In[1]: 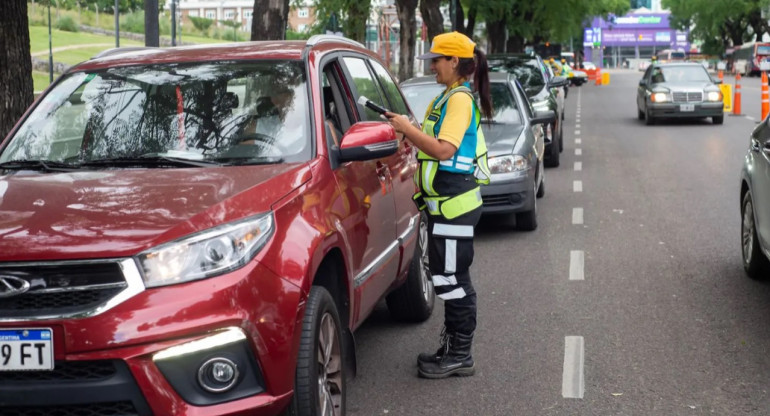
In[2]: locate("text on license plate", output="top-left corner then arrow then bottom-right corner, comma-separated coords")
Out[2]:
680,104 -> 695,112
0,329 -> 54,371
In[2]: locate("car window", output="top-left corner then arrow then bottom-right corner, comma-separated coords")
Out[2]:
660,66 -> 712,82
513,80 -> 534,120
400,83 -> 445,120
342,57 -> 388,121
490,83 -> 522,124
489,58 -> 546,96
1,61 -> 311,165
369,60 -> 409,115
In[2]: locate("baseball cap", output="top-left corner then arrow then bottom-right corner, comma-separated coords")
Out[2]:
417,31 -> 476,60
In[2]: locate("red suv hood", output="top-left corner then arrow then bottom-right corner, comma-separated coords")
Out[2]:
0,164 -> 310,261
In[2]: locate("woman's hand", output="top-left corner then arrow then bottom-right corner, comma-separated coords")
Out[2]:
384,112 -> 413,135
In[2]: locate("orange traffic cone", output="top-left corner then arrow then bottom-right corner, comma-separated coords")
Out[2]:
762,71 -> 769,120
595,69 -> 602,86
718,69 -> 724,82
733,73 -> 743,116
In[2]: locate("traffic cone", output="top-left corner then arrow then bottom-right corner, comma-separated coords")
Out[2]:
762,71 -> 769,120
732,73 -> 743,116
718,69 -> 724,82
595,69 -> 602,86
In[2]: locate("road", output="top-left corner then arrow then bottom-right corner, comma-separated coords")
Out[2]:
346,69 -> 770,415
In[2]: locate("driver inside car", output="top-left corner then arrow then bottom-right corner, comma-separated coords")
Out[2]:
240,86 -> 295,143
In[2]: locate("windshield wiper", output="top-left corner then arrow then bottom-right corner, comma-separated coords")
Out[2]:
0,160 -> 82,172
81,156 -> 221,168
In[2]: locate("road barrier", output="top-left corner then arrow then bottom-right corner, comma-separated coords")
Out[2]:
719,83 -> 733,113
601,72 -> 610,85
732,73 -> 743,116
763,71 -> 769,120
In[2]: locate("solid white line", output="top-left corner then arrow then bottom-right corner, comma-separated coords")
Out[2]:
576,138 -> 582,145
562,336 -> 585,398
574,161 -> 582,171
572,208 -> 584,225
575,149 -> 582,156
573,180 -> 583,192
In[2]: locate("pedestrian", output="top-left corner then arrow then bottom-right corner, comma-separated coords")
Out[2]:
385,31 -> 492,379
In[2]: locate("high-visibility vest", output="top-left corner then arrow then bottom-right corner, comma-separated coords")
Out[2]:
412,83 -> 490,220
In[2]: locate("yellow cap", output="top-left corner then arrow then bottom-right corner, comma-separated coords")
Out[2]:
417,31 -> 476,59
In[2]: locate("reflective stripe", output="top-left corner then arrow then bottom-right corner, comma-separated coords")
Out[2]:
433,223 -> 474,238
438,287 -> 467,300
456,155 -> 474,164
455,162 -> 473,171
432,274 -> 458,286
423,161 -> 436,195
445,239 -> 456,273
426,199 -> 439,214
439,160 -> 454,167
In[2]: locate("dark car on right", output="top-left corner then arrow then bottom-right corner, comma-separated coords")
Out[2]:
488,54 -> 569,167
740,117 -> 770,278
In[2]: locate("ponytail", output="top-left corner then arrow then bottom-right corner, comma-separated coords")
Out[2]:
457,46 -> 493,121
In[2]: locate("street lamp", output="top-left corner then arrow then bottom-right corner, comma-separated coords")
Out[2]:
115,0 -> 120,47
47,0 -> 53,83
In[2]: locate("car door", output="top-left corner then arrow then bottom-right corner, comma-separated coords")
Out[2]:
638,66 -> 653,111
515,80 -> 545,164
321,58 -> 399,326
753,120 -> 770,247
336,56 -> 401,324
366,58 -> 419,249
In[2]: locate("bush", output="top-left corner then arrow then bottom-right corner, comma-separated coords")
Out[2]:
122,10 -> 144,34
189,16 -> 214,35
55,15 -> 79,32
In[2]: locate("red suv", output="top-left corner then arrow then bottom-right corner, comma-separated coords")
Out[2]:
0,36 -> 433,415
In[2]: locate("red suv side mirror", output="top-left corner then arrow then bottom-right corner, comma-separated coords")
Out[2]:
338,122 -> 399,162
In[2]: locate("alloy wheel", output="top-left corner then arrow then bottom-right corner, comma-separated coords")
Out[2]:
743,199 -> 755,263
317,313 -> 343,416
418,219 -> 433,302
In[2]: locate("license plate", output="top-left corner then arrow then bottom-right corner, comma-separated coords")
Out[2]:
0,329 -> 54,371
680,104 -> 695,112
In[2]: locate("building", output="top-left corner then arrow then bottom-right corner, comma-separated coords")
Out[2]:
583,8 -> 689,68
167,0 -> 316,33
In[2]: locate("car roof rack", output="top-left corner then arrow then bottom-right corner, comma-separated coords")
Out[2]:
306,34 -> 365,49
91,47 -> 157,60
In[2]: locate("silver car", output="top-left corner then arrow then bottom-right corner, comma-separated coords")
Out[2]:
400,73 -> 555,231
740,118 -> 770,278
636,62 -> 724,125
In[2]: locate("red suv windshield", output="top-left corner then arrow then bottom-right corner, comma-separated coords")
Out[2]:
1,60 -> 311,166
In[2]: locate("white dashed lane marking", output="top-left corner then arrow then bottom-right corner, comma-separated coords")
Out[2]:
575,149 -> 582,156
572,208 -> 584,225
562,336 -> 585,398
574,161 -> 582,171
573,181 -> 583,192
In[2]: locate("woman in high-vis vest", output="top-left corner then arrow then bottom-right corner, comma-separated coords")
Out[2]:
385,31 -> 492,379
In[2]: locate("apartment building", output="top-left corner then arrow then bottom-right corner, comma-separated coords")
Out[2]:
169,0 -> 315,32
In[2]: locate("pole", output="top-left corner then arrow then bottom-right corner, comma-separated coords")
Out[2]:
171,0 -> 176,46
114,0 -> 119,47
48,2 -> 53,83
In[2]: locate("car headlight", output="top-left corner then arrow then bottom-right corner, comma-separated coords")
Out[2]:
138,213 -> 274,288
651,92 -> 669,102
489,154 -> 528,174
706,91 -> 722,101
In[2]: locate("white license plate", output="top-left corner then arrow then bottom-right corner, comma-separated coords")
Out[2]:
680,104 -> 695,112
0,329 -> 54,371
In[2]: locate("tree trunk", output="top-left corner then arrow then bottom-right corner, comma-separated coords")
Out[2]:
250,0 -> 290,40
487,18 -> 506,54
396,0 -> 418,81
464,3 -> 477,39
506,35 -> 525,53
144,0 -> 159,46
344,0 -> 370,44
419,0 -> 443,41
0,0 -> 33,140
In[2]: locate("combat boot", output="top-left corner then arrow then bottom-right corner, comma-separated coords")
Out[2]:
416,327 -> 448,365
417,332 -> 474,379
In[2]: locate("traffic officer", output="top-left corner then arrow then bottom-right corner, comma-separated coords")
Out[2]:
386,31 -> 492,379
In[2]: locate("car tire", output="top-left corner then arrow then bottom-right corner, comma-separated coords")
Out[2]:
645,107 -> 655,125
293,286 -> 345,416
559,119 -> 564,153
638,108 -> 645,120
742,192 -> 770,279
386,212 -> 434,322
544,124 -> 560,168
713,115 -> 724,125
536,170 -> 545,198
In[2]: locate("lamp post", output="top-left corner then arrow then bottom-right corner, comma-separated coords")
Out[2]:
171,0 -> 176,46
48,0 -> 53,83
115,0 -> 119,47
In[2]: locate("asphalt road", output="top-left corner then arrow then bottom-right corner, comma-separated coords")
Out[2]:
346,69 -> 770,415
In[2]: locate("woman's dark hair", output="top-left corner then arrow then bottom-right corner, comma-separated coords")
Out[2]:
456,46 -> 493,120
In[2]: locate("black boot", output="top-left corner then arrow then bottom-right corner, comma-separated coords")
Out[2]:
416,327 -> 448,365
417,332 -> 474,379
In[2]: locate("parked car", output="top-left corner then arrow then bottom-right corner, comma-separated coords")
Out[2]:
740,118 -> 770,278
400,73 -> 555,230
581,62 -> 597,71
488,53 -> 569,167
0,35 -> 433,416
636,62 -> 724,125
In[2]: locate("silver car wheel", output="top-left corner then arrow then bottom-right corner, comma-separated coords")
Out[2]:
418,218 -> 433,302
743,199 -> 755,263
317,313 -> 342,416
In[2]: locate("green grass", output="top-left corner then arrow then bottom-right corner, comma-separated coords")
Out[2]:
33,71 -> 53,92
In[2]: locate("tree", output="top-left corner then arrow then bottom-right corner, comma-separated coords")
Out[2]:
419,0 -> 444,42
311,0 -> 371,43
0,0 -> 33,140
251,0 -> 291,40
395,0 -> 418,81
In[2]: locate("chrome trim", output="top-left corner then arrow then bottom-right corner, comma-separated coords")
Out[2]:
0,275 -> 31,298
0,259 -> 146,322
32,283 -> 127,294
354,214 -> 419,288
